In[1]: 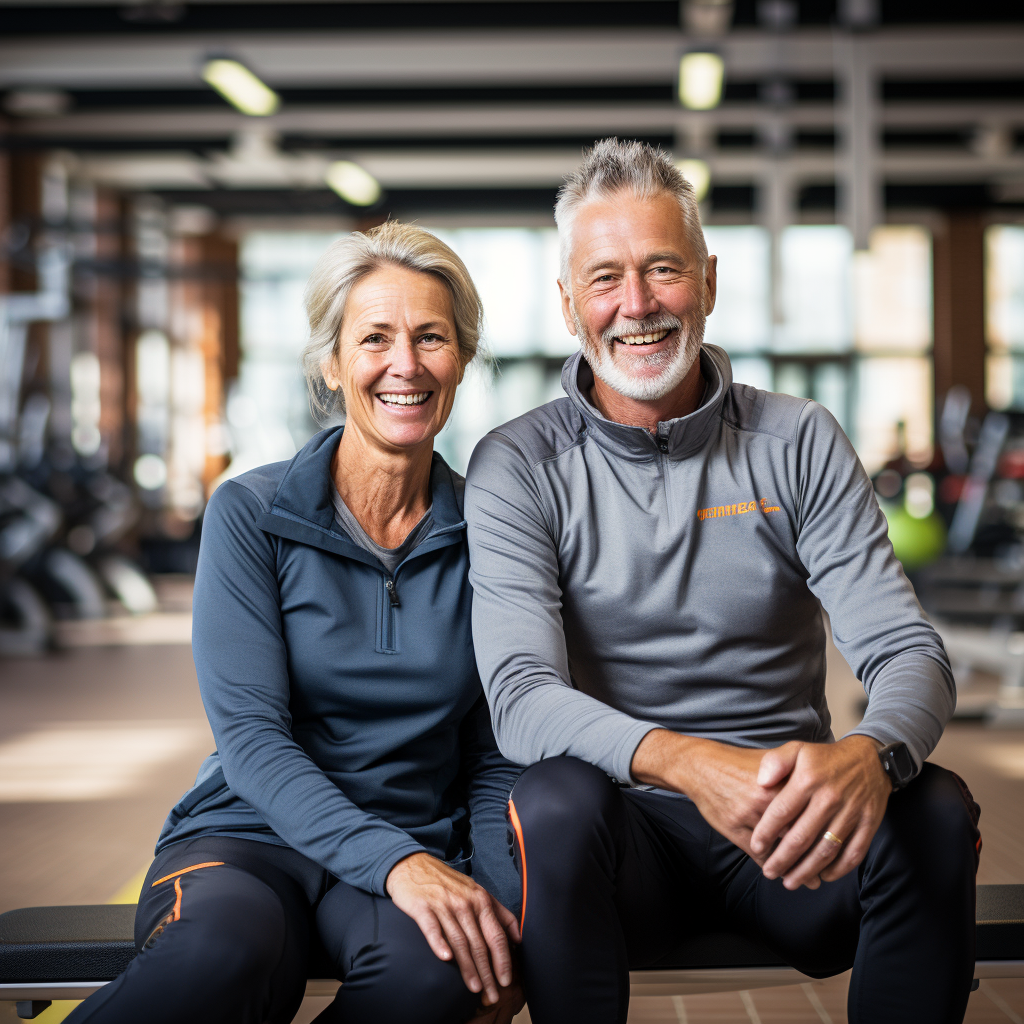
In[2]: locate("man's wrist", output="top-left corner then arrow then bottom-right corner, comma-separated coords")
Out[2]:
839,734 -> 897,791
630,729 -> 705,793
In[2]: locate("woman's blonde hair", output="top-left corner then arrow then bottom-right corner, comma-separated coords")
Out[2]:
301,221 -> 484,421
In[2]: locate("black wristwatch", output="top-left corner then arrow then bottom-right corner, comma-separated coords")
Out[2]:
878,741 -> 914,791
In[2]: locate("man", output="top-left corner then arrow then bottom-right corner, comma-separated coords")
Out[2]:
464,138 -> 980,1024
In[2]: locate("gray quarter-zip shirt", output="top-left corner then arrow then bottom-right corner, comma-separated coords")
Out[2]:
465,345 -> 954,784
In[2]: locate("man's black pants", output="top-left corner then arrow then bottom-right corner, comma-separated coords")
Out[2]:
508,757 -> 980,1024
65,836 -> 480,1024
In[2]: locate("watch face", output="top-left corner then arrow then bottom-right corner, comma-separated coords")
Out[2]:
892,743 -> 914,783
882,742 -> 914,787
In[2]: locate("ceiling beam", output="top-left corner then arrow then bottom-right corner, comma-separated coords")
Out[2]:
1,27 -> 1023,91
9,101 -> 1024,141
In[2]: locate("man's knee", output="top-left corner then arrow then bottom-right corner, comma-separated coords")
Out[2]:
895,764 -> 979,859
875,763 -> 980,887
510,756 -> 620,856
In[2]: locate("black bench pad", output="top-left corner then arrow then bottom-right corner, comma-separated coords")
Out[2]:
0,905 -> 136,983
977,884 -> 1024,960
3,885 -> 1023,985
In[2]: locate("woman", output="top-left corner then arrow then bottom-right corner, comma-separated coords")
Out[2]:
68,223 -> 523,1024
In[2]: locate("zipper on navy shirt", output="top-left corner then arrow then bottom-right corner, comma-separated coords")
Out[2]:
377,574 -> 399,654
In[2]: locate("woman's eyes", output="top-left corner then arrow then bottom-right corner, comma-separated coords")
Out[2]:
359,333 -> 449,346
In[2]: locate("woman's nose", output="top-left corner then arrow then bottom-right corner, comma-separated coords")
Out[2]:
388,336 -> 423,378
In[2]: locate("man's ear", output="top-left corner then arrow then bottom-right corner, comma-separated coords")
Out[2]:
558,280 -> 578,337
704,254 -> 718,316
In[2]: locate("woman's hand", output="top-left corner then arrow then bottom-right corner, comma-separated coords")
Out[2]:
386,852 -> 521,1007
471,977 -> 525,1024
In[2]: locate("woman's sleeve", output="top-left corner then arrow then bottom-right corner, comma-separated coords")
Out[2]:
192,480 -> 425,896
458,694 -> 523,918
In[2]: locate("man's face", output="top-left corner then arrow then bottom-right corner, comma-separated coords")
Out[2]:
559,191 -> 717,403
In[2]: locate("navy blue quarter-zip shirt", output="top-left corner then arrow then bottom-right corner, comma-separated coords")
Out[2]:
157,427 -> 521,908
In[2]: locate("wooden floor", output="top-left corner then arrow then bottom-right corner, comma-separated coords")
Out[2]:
1,604 -> 1022,1023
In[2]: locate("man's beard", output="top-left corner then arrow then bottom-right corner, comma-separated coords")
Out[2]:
573,306 -> 706,403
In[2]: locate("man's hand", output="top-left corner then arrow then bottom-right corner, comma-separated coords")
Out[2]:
386,852 -> 521,1007
750,735 -> 892,890
631,729 -> 783,862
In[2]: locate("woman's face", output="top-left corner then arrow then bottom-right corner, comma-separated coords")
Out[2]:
325,265 -> 466,454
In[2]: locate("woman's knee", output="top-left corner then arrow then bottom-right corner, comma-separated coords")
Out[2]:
153,868 -> 289,986
329,907 -> 480,1024
396,955 -> 480,1024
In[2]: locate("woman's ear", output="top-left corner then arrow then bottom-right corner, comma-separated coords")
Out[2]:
322,349 -> 341,391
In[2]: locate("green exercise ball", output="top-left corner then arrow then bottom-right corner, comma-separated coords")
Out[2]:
881,502 -> 947,571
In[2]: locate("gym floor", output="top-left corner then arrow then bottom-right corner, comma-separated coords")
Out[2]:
1,592 -> 1022,1023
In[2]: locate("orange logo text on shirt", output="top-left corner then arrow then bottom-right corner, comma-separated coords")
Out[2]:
697,498 -> 781,521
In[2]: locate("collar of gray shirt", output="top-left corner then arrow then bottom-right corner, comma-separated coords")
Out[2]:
330,485 -> 434,577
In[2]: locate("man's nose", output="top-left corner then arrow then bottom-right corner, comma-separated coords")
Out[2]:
619,272 -> 658,319
389,335 -> 423,378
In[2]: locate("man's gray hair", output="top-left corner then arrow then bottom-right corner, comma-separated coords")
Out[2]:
554,138 -> 708,285
301,221 -> 484,421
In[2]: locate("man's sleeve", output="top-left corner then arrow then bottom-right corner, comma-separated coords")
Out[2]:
791,402 -> 955,772
193,481 -> 425,895
465,432 -> 659,784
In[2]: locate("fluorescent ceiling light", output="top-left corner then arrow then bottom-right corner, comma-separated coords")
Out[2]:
326,161 -> 382,206
677,159 -> 711,202
4,89 -> 71,117
202,58 -> 279,117
678,52 -> 724,110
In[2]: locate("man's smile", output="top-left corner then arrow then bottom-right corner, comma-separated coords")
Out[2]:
613,329 -> 672,346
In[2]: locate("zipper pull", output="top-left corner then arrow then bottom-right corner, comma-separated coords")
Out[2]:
385,579 -> 400,607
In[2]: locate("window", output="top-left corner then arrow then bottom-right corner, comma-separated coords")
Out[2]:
232,224 -> 936,477
985,224 -> 1024,410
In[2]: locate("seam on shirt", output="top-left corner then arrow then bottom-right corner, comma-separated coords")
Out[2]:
720,399 -> 809,445
491,425 -> 587,471
268,504 -> 338,537
487,430 -> 570,538
221,473 -> 279,511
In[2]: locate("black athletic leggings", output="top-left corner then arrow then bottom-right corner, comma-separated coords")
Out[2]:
508,757 -> 980,1024
65,836 -> 481,1024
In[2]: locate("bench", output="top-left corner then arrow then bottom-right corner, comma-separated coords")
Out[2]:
2,885 -> 1023,1018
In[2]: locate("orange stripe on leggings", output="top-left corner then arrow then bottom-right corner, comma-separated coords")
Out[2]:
507,797 -> 527,935
172,877 -> 183,921
151,861 -> 225,886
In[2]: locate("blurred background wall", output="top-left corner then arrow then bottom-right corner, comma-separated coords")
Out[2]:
1,0 -> 1023,650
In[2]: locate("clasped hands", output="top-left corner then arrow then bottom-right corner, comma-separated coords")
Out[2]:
632,730 -> 894,891
386,851 -> 524,1024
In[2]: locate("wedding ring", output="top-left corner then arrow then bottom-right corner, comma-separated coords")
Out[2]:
823,830 -> 844,848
